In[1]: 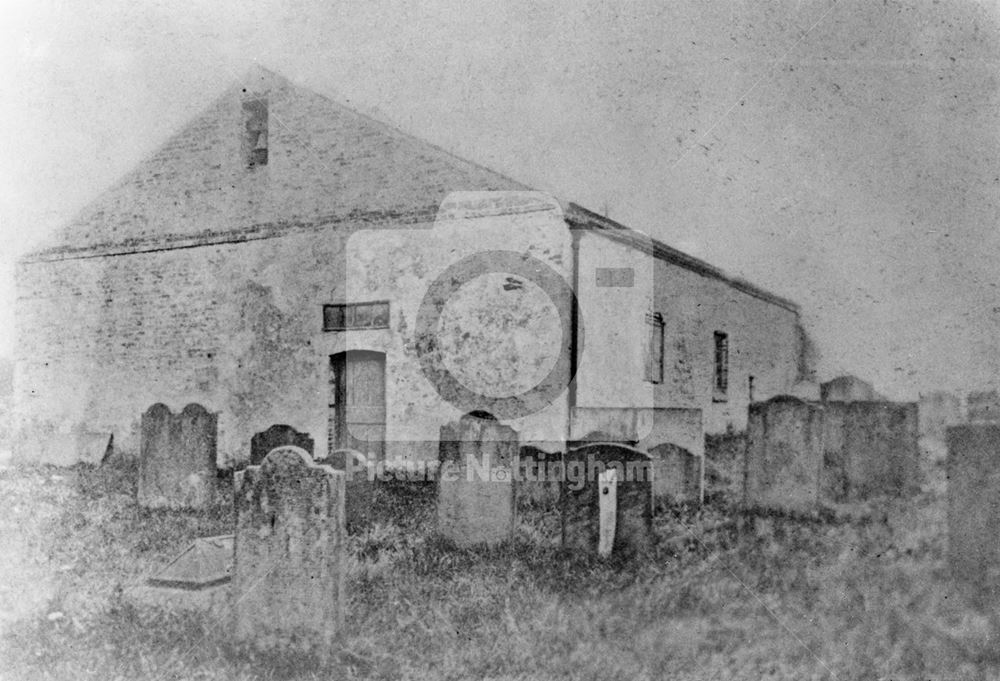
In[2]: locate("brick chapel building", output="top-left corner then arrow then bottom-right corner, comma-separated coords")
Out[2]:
14,66 -> 808,468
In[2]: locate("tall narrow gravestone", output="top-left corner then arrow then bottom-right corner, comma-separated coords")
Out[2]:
323,448 -> 374,531
947,425 -> 1000,598
138,403 -> 217,510
562,443 -> 654,558
437,413 -> 518,546
233,446 -> 345,663
249,424 -> 314,467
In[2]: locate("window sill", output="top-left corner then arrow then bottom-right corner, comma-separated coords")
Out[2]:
323,325 -> 390,332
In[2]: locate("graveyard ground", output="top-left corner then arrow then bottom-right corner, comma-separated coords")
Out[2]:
1,453 -> 999,681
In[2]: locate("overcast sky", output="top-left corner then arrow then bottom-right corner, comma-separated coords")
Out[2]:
2,0 -> 998,399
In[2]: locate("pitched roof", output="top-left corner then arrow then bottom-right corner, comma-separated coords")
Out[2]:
565,204 -> 799,313
25,66 -> 526,261
22,67 -> 798,313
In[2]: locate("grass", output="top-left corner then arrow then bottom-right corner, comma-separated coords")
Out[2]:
0,453 -> 998,680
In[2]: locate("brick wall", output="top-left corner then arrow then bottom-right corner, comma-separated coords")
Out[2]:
16,229 -> 349,465
34,67 -> 523,259
15,66 -> 804,466
575,230 -> 802,435
16,67 -> 526,466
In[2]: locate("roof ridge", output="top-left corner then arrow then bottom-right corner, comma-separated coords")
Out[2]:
20,65 -> 800,316
564,202 -> 799,313
23,66 -> 527,260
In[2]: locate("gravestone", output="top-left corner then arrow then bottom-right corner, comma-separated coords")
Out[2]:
748,397 -> 919,510
570,431 -> 635,449
647,442 -> 701,505
437,413 -> 518,546
744,396 -> 824,515
249,424 -> 314,467
946,425 -> 1000,599
561,443 -> 654,558
817,400 -> 920,503
232,446 -> 345,663
321,448 -> 374,531
819,401 -> 849,502
516,445 -> 562,509
967,390 -> 1000,423
841,401 -> 919,500
919,391 -> 963,441
147,534 -> 233,589
124,534 -> 234,625
138,403 -> 217,510
820,375 -> 878,402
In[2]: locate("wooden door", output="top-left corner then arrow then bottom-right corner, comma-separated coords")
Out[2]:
329,351 -> 386,461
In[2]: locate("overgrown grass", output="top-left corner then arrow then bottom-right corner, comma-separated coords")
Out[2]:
0,457 -> 997,680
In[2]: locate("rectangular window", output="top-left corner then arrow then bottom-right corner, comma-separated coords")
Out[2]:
323,302 -> 390,331
713,331 -> 729,402
242,98 -> 268,167
644,312 -> 664,383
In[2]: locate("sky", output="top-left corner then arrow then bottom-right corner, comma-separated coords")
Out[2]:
1,0 -> 999,400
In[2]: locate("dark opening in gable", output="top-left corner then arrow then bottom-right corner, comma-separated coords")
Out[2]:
242,98 -> 268,168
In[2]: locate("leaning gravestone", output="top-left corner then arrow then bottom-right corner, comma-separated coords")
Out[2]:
138,403 -> 217,510
437,413 -> 518,546
232,446 -> 345,664
562,443 -> 654,558
249,424 -> 314,467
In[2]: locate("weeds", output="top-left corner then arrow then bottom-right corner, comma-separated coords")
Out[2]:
1,460 -> 999,680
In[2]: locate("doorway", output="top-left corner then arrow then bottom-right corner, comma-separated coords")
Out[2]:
328,351 -> 386,461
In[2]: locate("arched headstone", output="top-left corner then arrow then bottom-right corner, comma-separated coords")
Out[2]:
561,442 -> 653,558
138,403 -> 217,510
437,412 -> 518,546
647,442 -> 701,504
233,446 -> 345,663
249,424 -> 314,467
570,431 -> 637,449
